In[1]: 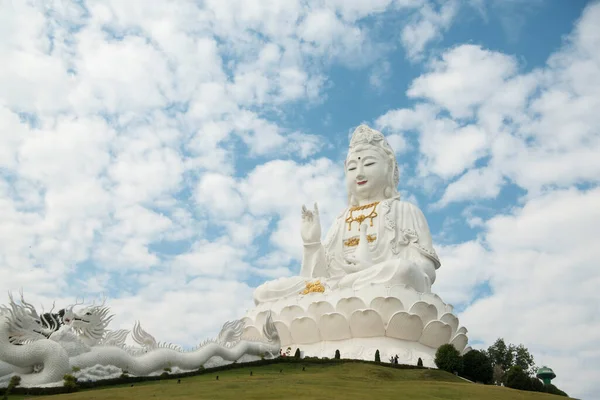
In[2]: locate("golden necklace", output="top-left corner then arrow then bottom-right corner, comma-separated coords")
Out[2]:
345,201 -> 379,231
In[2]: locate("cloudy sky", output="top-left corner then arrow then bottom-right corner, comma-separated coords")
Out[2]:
1,0 -> 599,397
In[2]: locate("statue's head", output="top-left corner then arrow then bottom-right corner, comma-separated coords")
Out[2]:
345,125 -> 400,206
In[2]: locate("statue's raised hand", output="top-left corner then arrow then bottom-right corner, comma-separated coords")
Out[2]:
301,203 -> 321,244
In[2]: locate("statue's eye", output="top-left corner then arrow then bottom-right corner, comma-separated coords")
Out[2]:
365,162 -> 375,167
348,167 -> 356,171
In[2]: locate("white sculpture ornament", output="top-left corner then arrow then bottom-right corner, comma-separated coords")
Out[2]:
245,125 -> 470,366
0,293 -> 280,387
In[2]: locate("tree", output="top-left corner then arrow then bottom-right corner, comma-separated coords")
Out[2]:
294,348 -> 301,359
487,338 -> 514,371
504,366 -> 531,391
462,350 -> 493,384
417,357 -> 423,367
514,344 -> 535,375
335,350 -> 340,359
375,350 -> 381,362
492,365 -> 504,386
435,344 -> 463,374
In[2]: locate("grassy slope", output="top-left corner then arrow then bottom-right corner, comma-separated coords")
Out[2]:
10,363 -> 567,400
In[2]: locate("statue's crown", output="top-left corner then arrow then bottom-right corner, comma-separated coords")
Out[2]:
349,124 -> 394,152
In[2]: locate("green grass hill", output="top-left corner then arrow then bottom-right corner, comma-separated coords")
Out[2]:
7,361 -> 570,400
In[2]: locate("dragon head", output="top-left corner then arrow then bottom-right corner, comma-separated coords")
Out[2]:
0,291 -> 56,344
63,299 -> 113,344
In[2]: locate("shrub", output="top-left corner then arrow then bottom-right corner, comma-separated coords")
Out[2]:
294,348 -> 301,359
375,350 -> 381,362
544,383 -> 568,397
1,375 -> 21,400
435,344 -> 463,375
417,358 -> 423,367
63,374 -> 78,393
462,349 -> 493,384
163,366 -> 172,373
529,376 -> 545,392
71,366 -> 81,372
160,372 -> 170,378
335,349 -> 340,359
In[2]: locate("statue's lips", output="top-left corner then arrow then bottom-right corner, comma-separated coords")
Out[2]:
357,180 -> 367,185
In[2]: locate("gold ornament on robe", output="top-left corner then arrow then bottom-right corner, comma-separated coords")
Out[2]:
300,280 -> 325,295
344,234 -> 377,247
345,201 -> 379,231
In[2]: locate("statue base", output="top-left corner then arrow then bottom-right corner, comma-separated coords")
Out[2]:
243,283 -> 470,364
284,337 -> 439,366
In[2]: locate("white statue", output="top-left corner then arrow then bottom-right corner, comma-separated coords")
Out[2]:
254,124 -> 439,303
0,293 -> 280,387
245,125 -> 469,366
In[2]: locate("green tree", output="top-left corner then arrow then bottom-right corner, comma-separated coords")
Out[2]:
487,338 -> 514,371
504,366 -> 531,391
462,350 -> 493,384
492,365 -> 504,386
417,357 -> 423,367
375,349 -> 381,362
514,344 -> 535,375
335,349 -> 340,359
435,344 -> 463,374
294,348 -> 301,359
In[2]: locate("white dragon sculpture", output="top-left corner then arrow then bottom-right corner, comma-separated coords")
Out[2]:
0,292 -> 280,387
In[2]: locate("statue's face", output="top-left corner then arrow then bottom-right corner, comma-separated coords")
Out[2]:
345,147 -> 389,202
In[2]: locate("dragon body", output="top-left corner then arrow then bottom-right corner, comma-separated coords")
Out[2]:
0,294 -> 279,387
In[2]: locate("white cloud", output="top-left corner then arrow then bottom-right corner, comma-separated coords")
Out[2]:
369,60 -> 392,90
400,0 -> 458,61
439,188 -> 600,399
407,44 -> 519,119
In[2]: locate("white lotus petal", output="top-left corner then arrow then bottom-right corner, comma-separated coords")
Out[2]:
353,285 -> 384,306
408,301 -> 438,325
256,310 -> 278,328
241,325 -> 261,340
386,311 -> 423,341
387,284 -> 420,306
279,305 -> 305,325
349,309 -> 385,338
450,333 -> 468,353
370,297 -> 404,326
290,317 -> 320,344
439,313 -> 459,337
456,326 -> 468,335
462,346 -> 472,355
318,313 -> 352,341
308,301 -> 335,320
274,321 -> 292,347
419,321 -> 452,348
336,297 -> 367,319
420,292 -> 446,316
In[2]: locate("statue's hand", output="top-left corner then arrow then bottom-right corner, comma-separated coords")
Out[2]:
301,203 -> 321,244
342,255 -> 370,273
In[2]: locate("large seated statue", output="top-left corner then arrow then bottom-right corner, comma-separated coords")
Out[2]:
243,125 -> 469,366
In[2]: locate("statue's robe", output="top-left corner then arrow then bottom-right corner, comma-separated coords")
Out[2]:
253,196 -> 441,305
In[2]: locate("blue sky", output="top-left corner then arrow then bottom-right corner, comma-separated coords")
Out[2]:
0,0 -> 598,398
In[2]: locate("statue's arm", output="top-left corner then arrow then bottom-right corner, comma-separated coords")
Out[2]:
400,202 -> 441,285
300,243 -> 328,278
